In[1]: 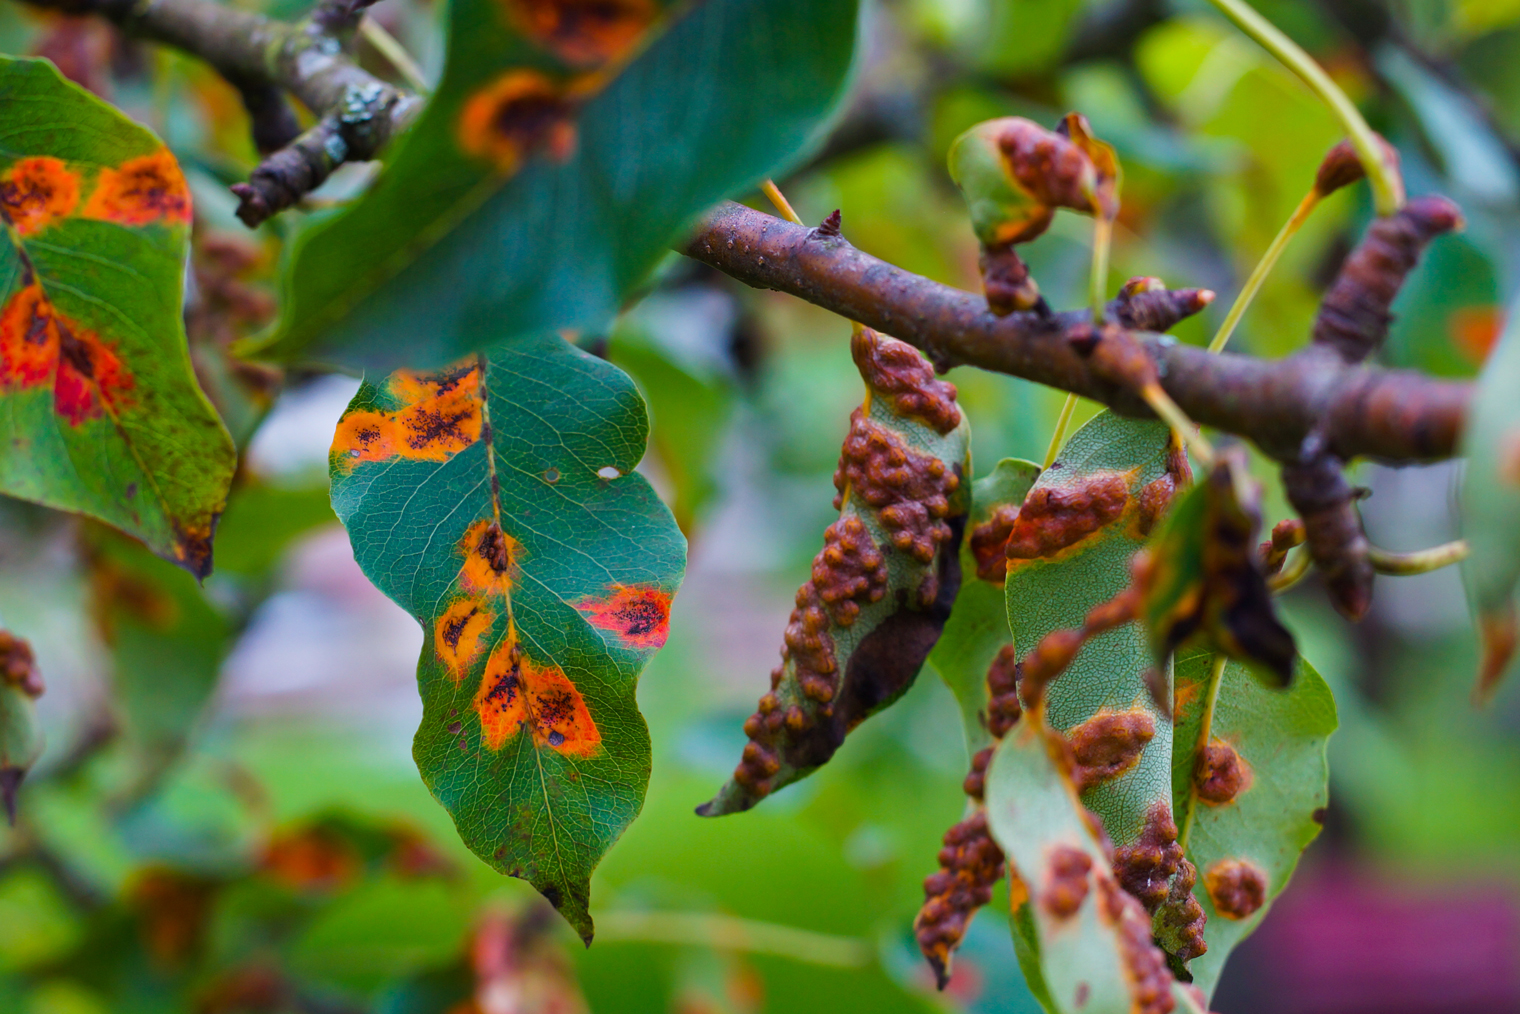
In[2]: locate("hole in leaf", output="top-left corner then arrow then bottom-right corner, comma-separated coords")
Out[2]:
597,466 -> 620,480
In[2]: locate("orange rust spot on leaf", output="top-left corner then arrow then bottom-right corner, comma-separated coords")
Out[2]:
504,0 -> 656,66
0,282 -> 132,422
458,519 -> 520,597
458,69 -> 578,174
1067,708 -> 1155,792
576,583 -> 672,650
850,327 -> 962,434
435,598 -> 494,679
474,639 -> 600,756
1040,845 -> 1093,919
1004,470 -> 1131,562
1204,858 -> 1267,920
331,361 -> 483,472
914,809 -> 1003,989
1196,739 -> 1252,805
0,283 -> 60,387
1450,305 -> 1504,365
0,157 -> 79,235
970,503 -> 1019,583
81,149 -> 191,226
1112,802 -> 1184,914
55,319 -> 131,425
1094,878 -> 1174,1014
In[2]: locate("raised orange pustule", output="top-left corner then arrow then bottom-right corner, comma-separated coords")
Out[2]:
473,639 -> 600,756
576,584 -> 671,650
435,597 -> 495,678
0,157 -> 80,236
82,149 -> 191,226
504,0 -> 656,67
457,69 -> 577,173
331,361 -> 483,472
457,519 -> 520,597
0,283 -> 61,387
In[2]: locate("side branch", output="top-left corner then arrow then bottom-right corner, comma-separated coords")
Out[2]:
685,202 -> 1468,464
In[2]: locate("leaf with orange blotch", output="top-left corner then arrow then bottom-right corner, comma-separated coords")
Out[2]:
330,336 -> 685,943
0,57 -> 234,577
252,0 -> 862,370
1462,295 -> 1520,701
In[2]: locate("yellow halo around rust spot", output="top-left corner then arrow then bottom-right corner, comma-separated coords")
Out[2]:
473,638 -> 601,756
457,69 -> 578,174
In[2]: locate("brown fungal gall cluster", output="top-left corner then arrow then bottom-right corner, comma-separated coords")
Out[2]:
985,644 -> 1022,738
962,745 -> 994,801
850,327 -> 962,435
1157,858 -> 1208,963
1096,877 -> 1178,1014
1067,708 -> 1155,792
970,504 -> 1021,583
833,411 -> 961,578
1004,471 -> 1130,562
1113,277 -> 1216,334
1040,844 -> 1093,919
1018,585 -> 1141,709
1312,194 -> 1462,365
1195,740 -> 1251,805
1112,802 -> 1185,914
0,630 -> 42,698
1136,439 -> 1191,539
914,809 -> 1004,989
1204,858 -> 1267,920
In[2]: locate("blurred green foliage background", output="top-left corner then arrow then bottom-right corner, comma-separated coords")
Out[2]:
4,0 -> 1520,1011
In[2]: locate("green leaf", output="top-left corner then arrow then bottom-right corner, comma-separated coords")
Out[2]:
251,0 -> 861,371
328,337 -> 686,941
1461,297 -> 1520,699
0,57 -> 236,577
986,717 -> 1176,1014
1138,448 -> 1296,688
928,457 -> 1040,755
965,0 -> 1085,77
1170,648 -> 1336,1002
1004,412 -> 1183,850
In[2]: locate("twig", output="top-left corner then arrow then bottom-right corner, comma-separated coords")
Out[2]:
684,203 -> 1469,465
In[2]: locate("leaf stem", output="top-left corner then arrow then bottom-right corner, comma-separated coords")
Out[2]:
358,17 -> 430,93
1043,393 -> 1080,468
1090,216 -> 1112,325
1205,0 -> 1402,215
1178,652 -> 1230,852
1207,190 -> 1319,354
594,911 -> 874,967
1268,545 -> 1313,593
762,179 -> 805,226
1367,539 -> 1469,575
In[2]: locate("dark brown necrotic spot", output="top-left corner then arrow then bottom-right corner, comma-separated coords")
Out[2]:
477,522 -> 513,574
914,808 -> 1004,990
1112,802 -> 1184,914
1096,878 -> 1177,1014
1004,473 -> 1129,561
1205,858 -> 1267,920
970,503 -> 1020,583
1195,740 -> 1251,805
833,411 -> 961,579
1068,708 -> 1156,792
1312,194 -> 1462,365
1040,845 -> 1093,919
851,327 -> 962,433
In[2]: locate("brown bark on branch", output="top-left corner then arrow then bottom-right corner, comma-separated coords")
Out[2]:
19,0 -> 420,226
684,201 -> 1468,465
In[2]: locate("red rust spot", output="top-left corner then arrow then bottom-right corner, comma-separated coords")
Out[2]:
457,519 -> 520,597
1004,472 -> 1130,562
576,584 -> 672,650
0,156 -> 79,235
0,283 -> 59,387
1067,708 -> 1155,792
833,410 -> 960,577
55,320 -> 131,425
474,638 -> 600,756
435,598 -> 494,679
458,69 -> 578,173
914,809 -> 1003,989
970,503 -> 1020,583
81,149 -> 191,226
1204,858 -> 1267,920
1195,739 -> 1252,805
0,630 -> 42,698
332,361 -> 483,472
850,327 -> 962,434
1040,845 -> 1093,919
1095,877 -> 1176,1014
1112,802 -> 1184,914
504,0 -> 656,66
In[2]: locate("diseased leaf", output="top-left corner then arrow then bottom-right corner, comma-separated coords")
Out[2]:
928,457 -> 1041,755
1138,446 -> 1297,688
700,328 -> 969,817
252,0 -> 861,371
1460,297 -> 1520,698
329,337 -> 686,941
985,714 -> 1180,1014
0,56 -> 235,576
1170,648 -> 1336,1002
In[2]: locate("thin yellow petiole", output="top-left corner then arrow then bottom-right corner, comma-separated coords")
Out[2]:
1043,393 -> 1080,469
1268,545 -> 1313,593
359,16 -> 430,94
1090,216 -> 1112,325
1367,539 -> 1470,576
594,910 -> 873,967
1208,190 -> 1319,354
1178,652 -> 1230,852
1205,0 -> 1402,215
1140,382 -> 1215,467
762,179 -> 805,226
